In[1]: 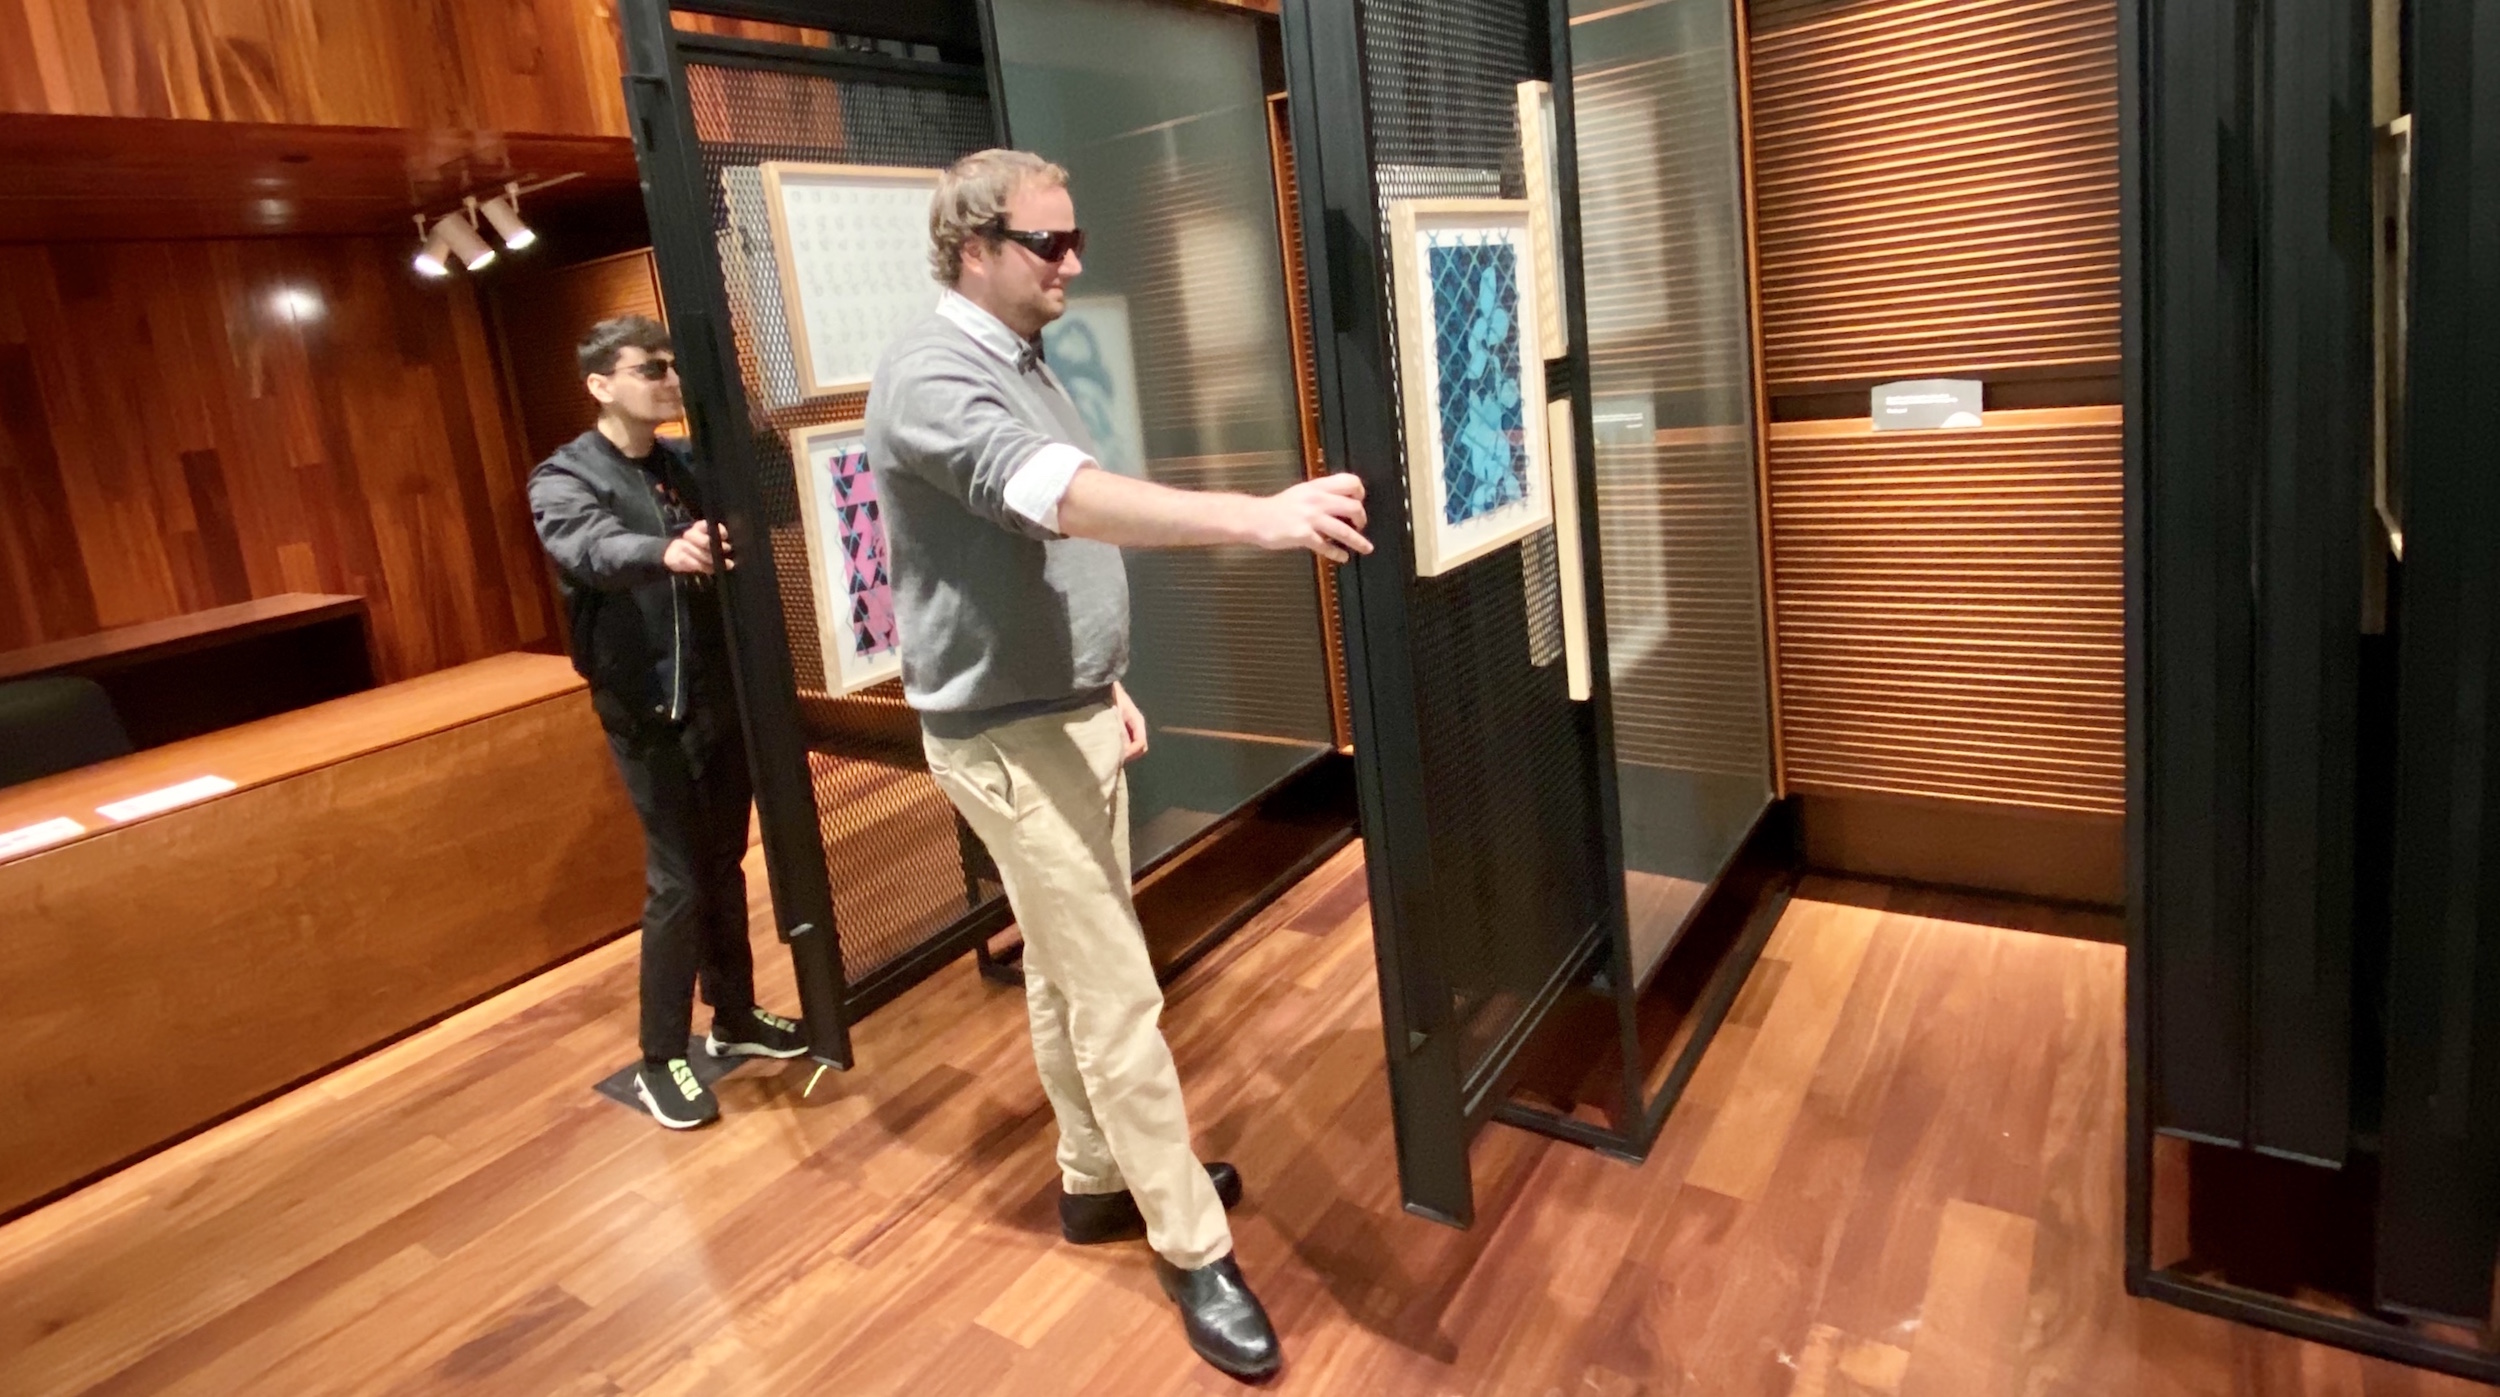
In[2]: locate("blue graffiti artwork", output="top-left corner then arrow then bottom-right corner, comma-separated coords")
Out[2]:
1426,234 -> 1529,527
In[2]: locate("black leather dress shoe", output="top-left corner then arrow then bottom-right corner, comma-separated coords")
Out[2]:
1059,1162 -> 1244,1245
1154,1253 -> 1281,1381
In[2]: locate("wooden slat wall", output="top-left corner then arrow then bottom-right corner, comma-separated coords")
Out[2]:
1748,0 -> 2121,395
1746,0 -> 2127,860
0,236 -> 556,683
1768,409 -> 2124,813
0,0 -> 628,136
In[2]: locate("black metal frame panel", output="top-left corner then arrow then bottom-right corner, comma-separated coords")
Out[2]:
2126,0 -> 2500,1376
1286,0 -> 1780,1223
619,0 -> 1353,1072
2129,0 -> 2371,1163
2375,0 -> 2500,1326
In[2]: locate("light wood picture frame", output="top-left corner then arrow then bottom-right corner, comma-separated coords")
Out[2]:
757,161 -> 944,397
1387,197 -> 1553,577
1517,79 -> 1571,357
787,419 -> 903,696
1546,396 -> 1593,701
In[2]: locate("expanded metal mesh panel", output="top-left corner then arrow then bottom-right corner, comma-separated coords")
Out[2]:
686,54 -> 998,982
1358,0 -> 1607,1077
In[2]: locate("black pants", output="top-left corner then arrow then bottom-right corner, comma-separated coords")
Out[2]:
608,717 -> 757,1061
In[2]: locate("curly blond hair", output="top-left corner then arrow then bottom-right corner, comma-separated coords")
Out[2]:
928,148 -> 1069,285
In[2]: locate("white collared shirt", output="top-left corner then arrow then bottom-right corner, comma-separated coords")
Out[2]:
936,289 -> 1092,532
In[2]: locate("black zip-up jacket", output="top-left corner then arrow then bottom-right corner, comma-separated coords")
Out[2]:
527,430 -> 728,743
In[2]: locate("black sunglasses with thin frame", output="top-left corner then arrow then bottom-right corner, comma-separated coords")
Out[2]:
985,221 -> 1087,264
618,356 -> 677,382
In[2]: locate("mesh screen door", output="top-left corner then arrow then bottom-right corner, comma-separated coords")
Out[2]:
620,1 -> 1011,1067
618,0 -> 1348,1068
1283,0 -> 1625,1225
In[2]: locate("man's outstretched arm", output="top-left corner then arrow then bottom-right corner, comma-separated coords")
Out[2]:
1054,468 -> 1376,563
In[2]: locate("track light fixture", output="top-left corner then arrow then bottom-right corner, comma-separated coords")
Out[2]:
412,214 -> 453,278
411,173 -> 574,279
478,184 -> 536,251
444,200 -> 498,271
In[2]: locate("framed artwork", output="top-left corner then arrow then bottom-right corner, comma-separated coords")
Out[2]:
1042,295 -> 1149,479
758,162 -> 944,397
1386,197 -> 1553,577
1516,80 -> 1571,357
787,419 -> 903,695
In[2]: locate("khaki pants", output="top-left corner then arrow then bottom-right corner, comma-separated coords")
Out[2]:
923,702 -> 1233,1270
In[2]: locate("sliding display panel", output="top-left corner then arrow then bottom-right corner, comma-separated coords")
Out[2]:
985,0 -> 1338,870
1284,0 -> 1621,1225
2375,0 -> 2500,1324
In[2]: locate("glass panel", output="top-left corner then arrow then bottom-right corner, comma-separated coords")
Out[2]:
991,0 -> 1335,869
1570,0 -> 1777,979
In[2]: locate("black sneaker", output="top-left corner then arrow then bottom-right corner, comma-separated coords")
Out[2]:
706,1006 -> 808,1060
634,1058 -> 720,1130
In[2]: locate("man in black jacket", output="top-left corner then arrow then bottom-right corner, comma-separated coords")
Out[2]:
528,314 -> 807,1129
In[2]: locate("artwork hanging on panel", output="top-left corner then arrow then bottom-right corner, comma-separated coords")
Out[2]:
1042,295 -> 1149,479
1516,80 -> 1571,356
1387,197 -> 1553,577
720,166 -> 805,410
788,420 -> 903,695
759,162 -> 944,397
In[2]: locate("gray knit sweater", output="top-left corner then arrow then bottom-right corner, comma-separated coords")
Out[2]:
864,312 -> 1130,738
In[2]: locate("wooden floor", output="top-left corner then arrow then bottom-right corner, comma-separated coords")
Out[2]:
0,847 -> 2486,1396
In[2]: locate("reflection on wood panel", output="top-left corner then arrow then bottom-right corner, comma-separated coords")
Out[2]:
1768,408 -> 2125,814
1,862 -> 2477,1394
0,0 -> 628,136
0,113 -> 642,241
0,236 -> 555,681
1747,0 -> 2122,396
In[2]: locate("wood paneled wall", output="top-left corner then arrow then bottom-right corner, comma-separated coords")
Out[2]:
491,248 -> 665,468
1748,0 -> 2121,397
1745,0 -> 2125,897
0,0 -> 627,136
0,236 -> 557,683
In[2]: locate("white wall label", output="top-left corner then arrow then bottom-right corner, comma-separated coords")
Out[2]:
1873,378 -> 1984,430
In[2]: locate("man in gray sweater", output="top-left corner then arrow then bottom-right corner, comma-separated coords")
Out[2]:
866,149 -> 1369,1382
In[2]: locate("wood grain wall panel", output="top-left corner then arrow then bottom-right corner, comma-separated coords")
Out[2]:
491,249 -> 664,467
1747,0 -> 2120,396
0,0 -> 628,136
1768,409 -> 2124,814
0,236 -> 554,681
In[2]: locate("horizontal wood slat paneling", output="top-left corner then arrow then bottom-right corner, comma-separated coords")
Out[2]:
0,0 -> 628,136
1768,409 -> 2124,814
1747,0 -> 2120,395
0,237 -> 554,683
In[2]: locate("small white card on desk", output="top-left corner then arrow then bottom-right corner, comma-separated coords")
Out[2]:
98,776 -> 237,823
0,817 -> 85,859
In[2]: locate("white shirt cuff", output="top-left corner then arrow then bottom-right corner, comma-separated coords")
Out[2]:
1004,443 -> 1092,533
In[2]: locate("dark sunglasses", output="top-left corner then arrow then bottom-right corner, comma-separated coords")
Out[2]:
985,222 -> 1086,264
619,356 -> 677,382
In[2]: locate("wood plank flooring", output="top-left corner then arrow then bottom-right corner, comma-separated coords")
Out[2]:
0,850 -> 2485,1395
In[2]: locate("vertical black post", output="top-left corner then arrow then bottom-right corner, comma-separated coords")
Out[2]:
2117,0 -> 2152,1291
618,0 -> 853,1069
2375,0 -> 2500,1323
1280,0 -> 1472,1227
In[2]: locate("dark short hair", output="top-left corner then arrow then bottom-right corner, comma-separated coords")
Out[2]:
577,314 -> 672,379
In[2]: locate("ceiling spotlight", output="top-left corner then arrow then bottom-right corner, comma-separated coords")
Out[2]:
478,184 -> 536,251
441,202 -> 497,271
413,214 -> 452,278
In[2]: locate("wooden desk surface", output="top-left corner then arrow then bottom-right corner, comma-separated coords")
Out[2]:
0,594 -> 366,683
0,651 -> 587,865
